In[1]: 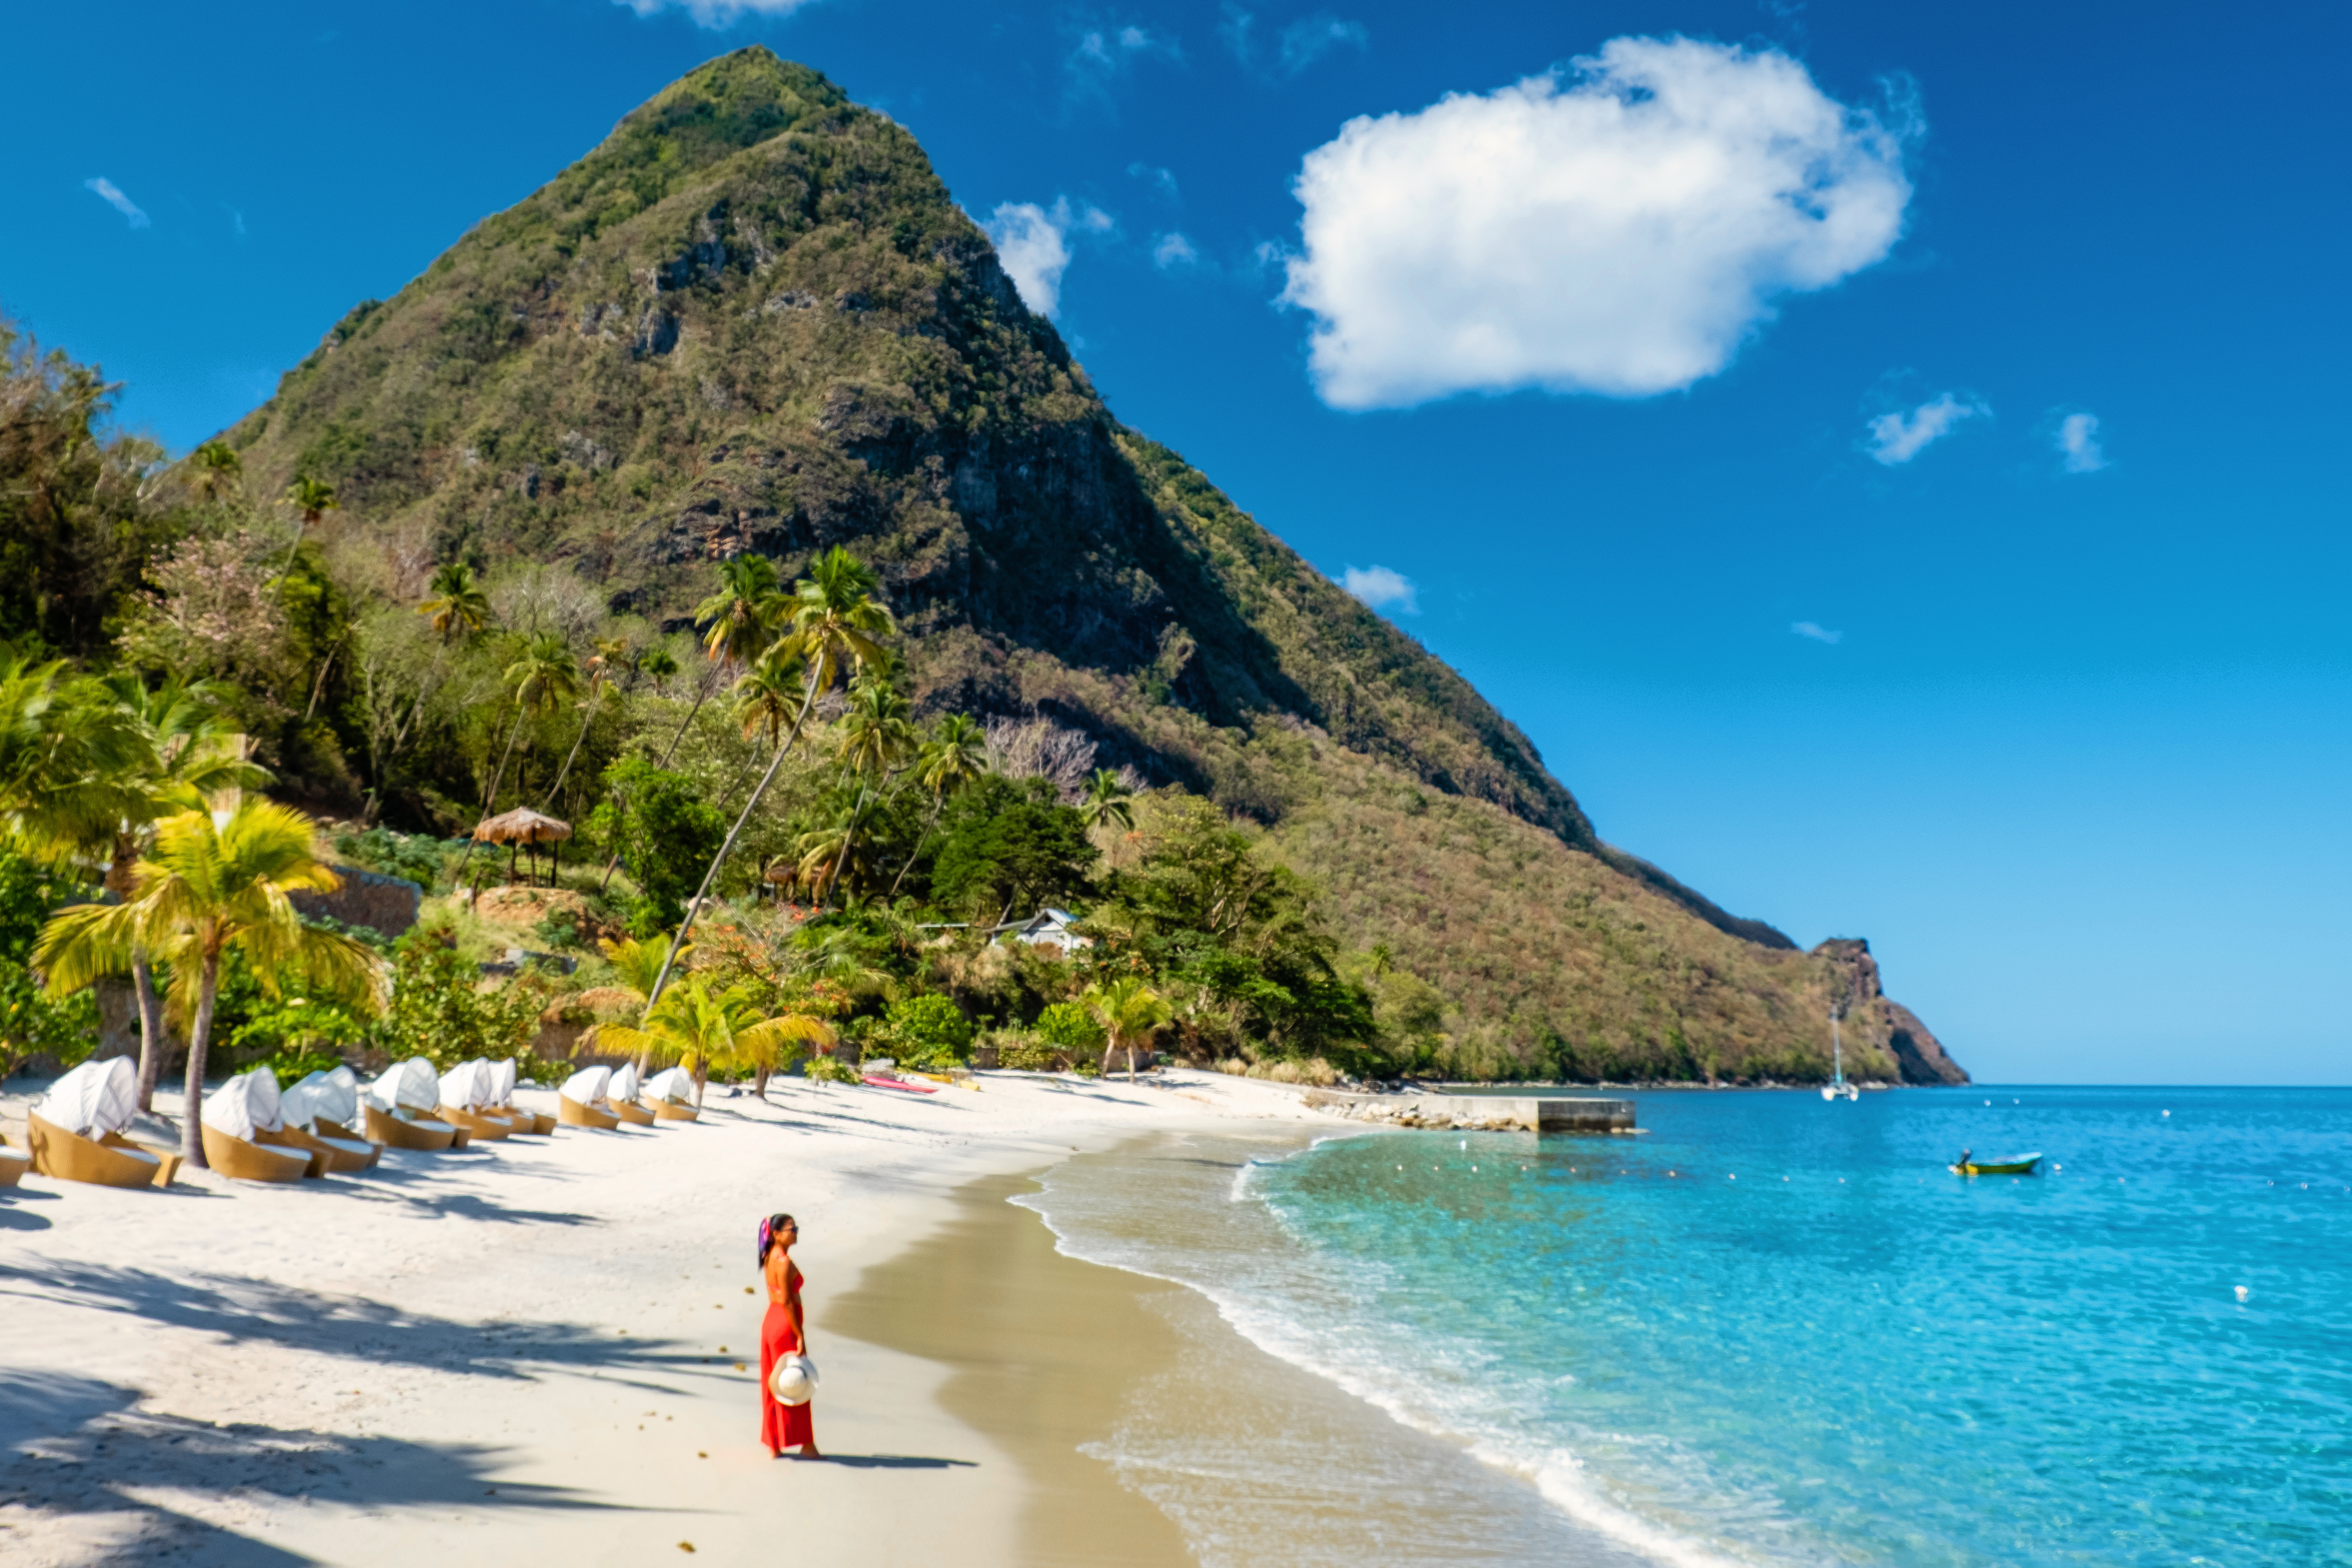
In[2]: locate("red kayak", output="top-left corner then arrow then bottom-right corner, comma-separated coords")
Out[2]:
862,1075 -> 939,1094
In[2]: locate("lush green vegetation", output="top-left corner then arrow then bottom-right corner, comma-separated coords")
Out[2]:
0,49 -> 1964,1089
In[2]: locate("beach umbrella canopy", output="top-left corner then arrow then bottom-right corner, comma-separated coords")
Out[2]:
439,1060 -> 493,1110
279,1080 -> 322,1131
489,1058 -> 518,1104
560,1066 -> 612,1107
609,1062 -> 641,1104
643,1067 -> 694,1104
471,808 -> 572,845
202,1068 -> 285,1139
292,1067 -> 360,1128
39,1057 -> 138,1138
371,1057 -> 440,1113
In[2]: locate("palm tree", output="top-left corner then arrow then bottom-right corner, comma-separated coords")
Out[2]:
33,676 -> 268,1110
888,713 -> 990,898
732,652 -> 805,750
1081,975 -> 1172,1083
457,633 -> 580,878
543,637 -> 625,813
190,440 -> 242,503
418,562 -> 491,645
591,974 -> 834,1109
35,799 -> 386,1167
660,556 -> 784,767
815,678 -> 918,902
279,474 -> 338,576
644,548 -> 895,1007
1081,768 -> 1136,831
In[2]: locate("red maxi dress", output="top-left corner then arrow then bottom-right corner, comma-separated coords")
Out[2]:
759,1248 -> 815,1455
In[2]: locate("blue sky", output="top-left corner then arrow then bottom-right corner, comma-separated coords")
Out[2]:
5,0 -> 2347,1084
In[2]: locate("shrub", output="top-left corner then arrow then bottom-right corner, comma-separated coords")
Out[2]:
1033,1001 -> 1104,1054
373,925 -> 545,1069
332,827 -> 449,890
887,993 -> 974,1068
805,1055 -> 862,1084
995,1034 -> 1069,1072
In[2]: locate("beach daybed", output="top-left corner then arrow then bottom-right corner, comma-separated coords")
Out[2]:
0,1142 -> 30,1187
557,1066 -> 622,1130
365,1059 -> 465,1150
290,1067 -> 383,1161
277,1077 -> 383,1174
27,1058 -> 181,1189
435,1060 -> 518,1140
605,1063 -> 656,1125
485,1058 -> 556,1135
200,1069 -> 322,1182
643,1067 -> 699,1121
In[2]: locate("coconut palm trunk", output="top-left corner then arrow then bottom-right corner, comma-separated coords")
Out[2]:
645,664 -> 820,1008
544,703 -> 595,813
180,950 -> 221,1168
131,956 -> 167,1112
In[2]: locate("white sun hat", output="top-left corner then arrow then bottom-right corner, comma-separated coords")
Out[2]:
768,1353 -> 819,1407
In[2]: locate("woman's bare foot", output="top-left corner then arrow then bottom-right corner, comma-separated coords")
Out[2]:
797,1443 -> 822,1459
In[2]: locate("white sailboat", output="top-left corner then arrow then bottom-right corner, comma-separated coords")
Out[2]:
1821,1006 -> 1859,1101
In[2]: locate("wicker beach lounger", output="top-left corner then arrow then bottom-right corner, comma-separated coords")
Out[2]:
277,1122 -> 381,1173
436,1104 -> 516,1140
557,1095 -> 621,1129
364,1103 -> 461,1151
0,1144 -> 30,1187
643,1068 -> 700,1121
27,1112 -> 181,1188
202,1124 -> 319,1182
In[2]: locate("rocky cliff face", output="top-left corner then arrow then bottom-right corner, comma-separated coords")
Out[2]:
1814,938 -> 1969,1085
219,47 -> 1959,1083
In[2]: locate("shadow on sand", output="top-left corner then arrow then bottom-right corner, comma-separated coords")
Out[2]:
0,1369 -> 620,1564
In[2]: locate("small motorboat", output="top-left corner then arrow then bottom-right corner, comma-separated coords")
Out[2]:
1950,1152 -> 2042,1176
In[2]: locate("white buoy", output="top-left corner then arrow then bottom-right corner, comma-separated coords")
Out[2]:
2163,1110 -> 2171,1118
2234,1285 -> 2250,1303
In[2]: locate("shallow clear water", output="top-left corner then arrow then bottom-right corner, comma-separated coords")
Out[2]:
1026,1086 -> 2352,1567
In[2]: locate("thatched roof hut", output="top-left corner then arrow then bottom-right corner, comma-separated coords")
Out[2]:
472,808 -> 572,886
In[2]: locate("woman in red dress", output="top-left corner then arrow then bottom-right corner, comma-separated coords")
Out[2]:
758,1213 -> 819,1458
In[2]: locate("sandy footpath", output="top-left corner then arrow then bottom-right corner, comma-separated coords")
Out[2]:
0,1067 -> 1328,1566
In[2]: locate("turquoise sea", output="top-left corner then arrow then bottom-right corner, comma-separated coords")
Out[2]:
1022,1086 -> 2352,1567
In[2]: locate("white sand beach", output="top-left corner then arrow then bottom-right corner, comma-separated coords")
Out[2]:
0,1068 -> 1329,1566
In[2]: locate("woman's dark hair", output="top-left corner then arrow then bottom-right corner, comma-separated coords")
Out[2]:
760,1213 -> 797,1263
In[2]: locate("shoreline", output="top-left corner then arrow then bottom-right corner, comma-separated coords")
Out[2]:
0,1067 -> 1327,1565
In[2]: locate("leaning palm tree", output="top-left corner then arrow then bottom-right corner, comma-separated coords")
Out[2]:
279,474 -> 338,576
457,633 -> 580,878
887,713 -> 990,897
1081,974 -> 1172,1083
645,548 -> 895,1006
659,555 -> 784,766
27,676 -> 267,1109
543,637 -> 627,813
1081,767 -> 1136,831
591,974 -> 834,1109
35,800 -> 386,1168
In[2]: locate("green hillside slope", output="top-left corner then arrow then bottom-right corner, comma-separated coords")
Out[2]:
220,47 -> 1963,1085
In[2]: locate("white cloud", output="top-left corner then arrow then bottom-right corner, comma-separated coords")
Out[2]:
1222,7 -> 1367,75
1280,13 -> 1368,73
2056,411 -> 2107,473
613,0 -> 820,25
983,198 -> 1112,318
1790,621 -> 1842,645
1281,36 -> 1914,410
1866,392 -> 1983,465
1341,565 -> 1418,614
83,177 -> 150,229
1128,162 -> 1180,201
1153,232 -> 1198,269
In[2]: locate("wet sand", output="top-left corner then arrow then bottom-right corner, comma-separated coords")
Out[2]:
832,1169 -> 1195,1567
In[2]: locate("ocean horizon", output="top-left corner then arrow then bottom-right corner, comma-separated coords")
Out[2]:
1022,1085 -> 2352,1567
